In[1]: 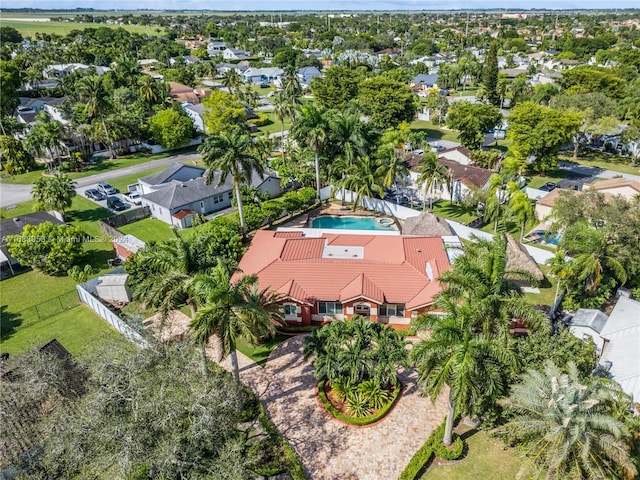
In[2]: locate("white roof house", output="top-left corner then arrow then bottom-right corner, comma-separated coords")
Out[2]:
598,296 -> 640,401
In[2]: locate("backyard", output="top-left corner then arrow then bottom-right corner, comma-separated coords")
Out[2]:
409,120 -> 460,143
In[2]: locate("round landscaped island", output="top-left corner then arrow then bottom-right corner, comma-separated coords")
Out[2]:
317,378 -> 402,427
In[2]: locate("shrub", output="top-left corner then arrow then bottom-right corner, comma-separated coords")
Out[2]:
434,435 -> 464,460
330,378 -> 353,402
248,438 -> 286,476
357,379 -> 390,409
252,113 -> 270,127
277,325 -> 315,333
345,391 -> 371,417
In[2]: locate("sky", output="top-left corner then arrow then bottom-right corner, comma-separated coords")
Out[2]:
7,0 -> 640,11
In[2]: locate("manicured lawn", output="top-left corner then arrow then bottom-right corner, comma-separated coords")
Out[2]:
0,152 -> 177,185
527,169 -> 576,189
421,428 -> 524,480
0,200 -> 39,220
0,19 -> 164,37
119,217 -> 176,244
236,334 -> 289,367
560,151 -> 640,176
256,111 -> 291,136
107,166 -> 165,193
431,200 -> 477,224
0,304 -> 125,357
523,264 -> 559,308
409,120 -> 460,143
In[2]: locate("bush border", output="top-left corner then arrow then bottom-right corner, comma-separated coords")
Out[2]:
315,379 -> 402,428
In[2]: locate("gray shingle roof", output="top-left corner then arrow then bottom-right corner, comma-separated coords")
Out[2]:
570,308 -> 609,333
142,173 -> 232,210
0,212 -> 63,244
139,163 -> 205,186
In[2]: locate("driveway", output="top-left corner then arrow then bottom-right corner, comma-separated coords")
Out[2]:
211,336 -> 448,480
0,152 -> 201,209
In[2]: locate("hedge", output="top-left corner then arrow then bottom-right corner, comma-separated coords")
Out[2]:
399,420 -> 464,480
277,325 -> 316,334
316,379 -> 401,427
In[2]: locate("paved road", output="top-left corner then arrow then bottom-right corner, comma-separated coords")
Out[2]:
559,160 -> 640,183
0,152 -> 201,209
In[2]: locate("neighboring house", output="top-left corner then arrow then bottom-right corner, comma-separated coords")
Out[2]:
43,97 -> 69,124
438,146 -> 475,166
237,229 -> 453,327
0,212 -> 64,275
586,178 -> 640,201
182,103 -> 205,133
43,63 -> 109,79
242,67 -> 284,84
534,188 -> 569,220
374,48 -> 402,58
598,296 -> 640,401
169,56 -> 201,66
223,48 -> 251,60
138,58 -> 159,70
411,73 -> 439,92
176,38 -> 209,50
568,308 -> 610,353
215,62 -> 249,75
168,82 -> 212,104
16,97 -> 64,125
207,41 -> 227,57
138,163 -> 281,229
113,234 -> 145,260
297,66 -> 322,86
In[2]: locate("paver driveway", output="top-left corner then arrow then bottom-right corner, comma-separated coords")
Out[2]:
212,336 -> 448,480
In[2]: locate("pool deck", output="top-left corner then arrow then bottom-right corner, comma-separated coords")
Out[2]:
279,203 -> 399,230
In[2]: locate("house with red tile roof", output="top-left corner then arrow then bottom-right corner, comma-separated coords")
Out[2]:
237,230 -> 452,327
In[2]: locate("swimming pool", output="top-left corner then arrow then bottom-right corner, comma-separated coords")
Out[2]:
544,232 -> 562,246
311,216 -> 394,231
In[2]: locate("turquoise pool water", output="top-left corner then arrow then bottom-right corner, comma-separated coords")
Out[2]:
544,232 -> 562,246
311,216 -> 394,231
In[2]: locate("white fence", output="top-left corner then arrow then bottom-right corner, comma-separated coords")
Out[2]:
77,280 -> 148,348
326,186 -> 556,264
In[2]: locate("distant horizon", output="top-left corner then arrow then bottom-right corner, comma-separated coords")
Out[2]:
2,3 -> 640,12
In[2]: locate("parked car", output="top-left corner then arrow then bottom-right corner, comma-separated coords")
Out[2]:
431,143 -> 445,152
413,149 -> 425,155
107,196 -> 128,211
539,182 -> 558,192
124,192 -> 142,205
97,182 -> 117,195
85,188 -> 105,201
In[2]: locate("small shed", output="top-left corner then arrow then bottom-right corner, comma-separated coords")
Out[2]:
568,308 -> 609,353
402,211 -> 453,237
505,235 -> 545,288
95,274 -> 131,304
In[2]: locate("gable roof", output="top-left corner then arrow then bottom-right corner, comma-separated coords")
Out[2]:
588,178 -> 640,196
570,308 -> 609,333
238,230 -> 451,309
142,175 -> 232,210
139,163 -> 205,186
439,146 -> 474,163
438,158 -> 494,189
412,73 -> 439,86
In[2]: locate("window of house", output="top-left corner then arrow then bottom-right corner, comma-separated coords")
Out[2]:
380,304 -> 405,317
228,192 -> 233,200
283,304 -> 297,317
318,302 -> 342,315
214,196 -> 219,204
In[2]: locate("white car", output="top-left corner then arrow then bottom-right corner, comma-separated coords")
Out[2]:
124,192 -> 142,205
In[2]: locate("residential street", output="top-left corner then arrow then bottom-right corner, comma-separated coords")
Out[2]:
0,152 -> 201,209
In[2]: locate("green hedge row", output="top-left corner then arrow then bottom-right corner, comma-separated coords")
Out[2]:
399,421 -> 464,480
316,379 -> 401,427
277,325 -> 316,333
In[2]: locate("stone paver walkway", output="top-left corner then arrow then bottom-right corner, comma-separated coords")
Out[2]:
211,336 -> 448,480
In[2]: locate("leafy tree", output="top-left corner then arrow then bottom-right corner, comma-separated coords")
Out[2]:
558,66 -> 626,99
199,129 -> 264,236
196,219 -> 244,263
412,301 -> 517,446
356,76 -> 417,129
507,102 -> 582,174
201,89 -> 247,135
291,104 -> 329,202
7,222 -> 85,275
446,101 -> 502,149
0,27 -> 22,44
260,199 -> 285,226
621,124 -> 640,166
497,360 -> 637,480
272,47 -> 305,68
189,261 -> 282,385
0,60 -> 21,120
31,172 -> 76,217
0,135 -> 36,174
18,342 -> 251,479
162,67 -> 195,87
24,112 -> 65,170
482,41 -> 499,106
148,108 -> 195,149
310,66 -> 361,110
303,316 -> 408,388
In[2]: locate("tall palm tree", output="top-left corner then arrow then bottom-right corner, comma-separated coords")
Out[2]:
416,152 -> 449,210
342,156 -> 385,211
133,233 -> 219,319
31,172 -> 76,219
188,262 -> 281,384
77,75 -> 114,157
198,129 -> 264,237
329,110 -> 368,165
271,91 -> 293,163
411,299 -> 518,446
291,104 -> 329,202
281,65 -> 302,111
222,69 -> 243,95
483,174 -> 511,233
138,75 -> 159,106
507,189 -> 536,242
547,249 -> 571,307
497,360 -> 637,480
377,144 -> 410,189
24,112 -> 65,171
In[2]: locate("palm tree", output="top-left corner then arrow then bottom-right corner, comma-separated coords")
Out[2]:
497,73 -> 508,109
222,69 -> 243,95
76,75 -> 114,157
271,91 -> 293,163
547,249 -> 571,307
291,104 -> 329,202
329,110 -> 368,165
497,360 -> 637,480
483,174 -> 511,233
189,262 -> 281,384
438,234 -> 548,337
24,112 -> 65,171
411,300 -> 518,446
416,152 -> 449,210
139,75 -> 159,106
198,129 -> 264,237
377,144 -> 410,189
31,172 -> 76,218
507,189 -> 536,242
133,233 -> 219,319
281,65 -> 302,110
342,156 -> 385,211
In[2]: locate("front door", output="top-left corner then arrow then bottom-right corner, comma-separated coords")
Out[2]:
354,303 -> 370,317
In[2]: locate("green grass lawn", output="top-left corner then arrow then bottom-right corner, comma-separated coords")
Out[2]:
431,200 -> 477,224
235,334 -> 289,367
0,151 -> 177,185
256,111 -> 291,136
409,120 -> 460,143
107,166 -> 166,193
0,19 -> 164,37
523,264 -> 559,307
560,151 -> 640,176
421,428 -> 524,480
118,217 -> 176,244
0,304 -> 125,357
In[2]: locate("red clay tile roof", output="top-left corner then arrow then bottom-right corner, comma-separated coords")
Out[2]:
238,230 -> 451,309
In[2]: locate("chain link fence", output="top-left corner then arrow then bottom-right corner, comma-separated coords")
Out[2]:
14,291 -> 80,327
